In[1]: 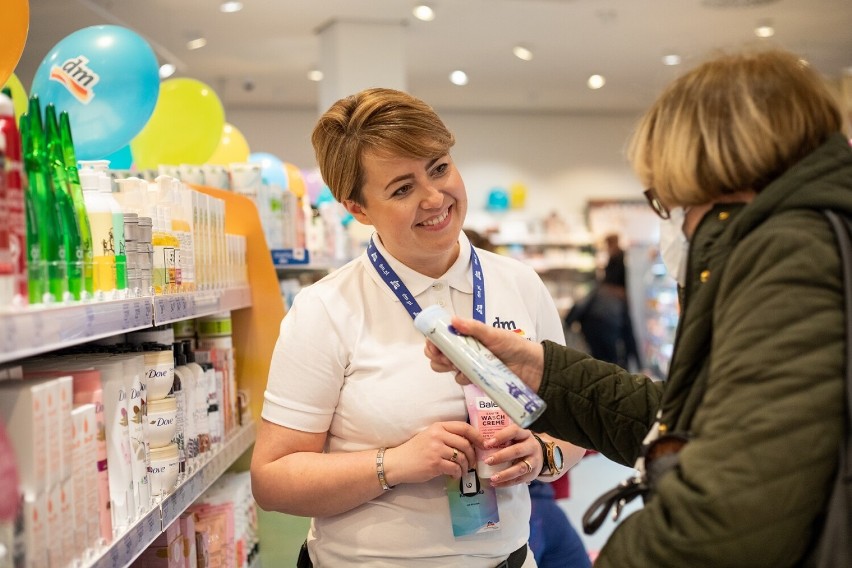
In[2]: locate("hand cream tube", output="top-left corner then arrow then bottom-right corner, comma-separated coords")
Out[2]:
464,384 -> 510,478
414,304 -> 546,428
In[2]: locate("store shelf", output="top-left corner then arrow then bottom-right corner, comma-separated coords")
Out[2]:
85,420 -> 257,568
0,297 -> 153,365
152,286 -> 252,325
0,286 -> 252,364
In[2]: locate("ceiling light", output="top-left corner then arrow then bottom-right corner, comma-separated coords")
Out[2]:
754,24 -> 775,38
587,74 -> 606,90
662,54 -> 682,66
186,37 -> 208,50
449,70 -> 468,86
412,5 -> 436,21
513,46 -> 534,61
159,63 -> 176,79
220,1 -> 243,13
307,69 -> 324,82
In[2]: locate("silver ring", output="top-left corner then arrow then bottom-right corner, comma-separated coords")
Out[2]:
450,448 -> 458,462
521,459 -> 533,474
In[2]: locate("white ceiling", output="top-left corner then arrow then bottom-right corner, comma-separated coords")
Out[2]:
16,0 -> 852,115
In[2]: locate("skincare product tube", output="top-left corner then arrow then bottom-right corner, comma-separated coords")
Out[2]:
413,305 -> 546,428
463,384 -> 510,478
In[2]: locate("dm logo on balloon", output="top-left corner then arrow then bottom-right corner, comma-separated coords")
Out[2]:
49,56 -> 101,104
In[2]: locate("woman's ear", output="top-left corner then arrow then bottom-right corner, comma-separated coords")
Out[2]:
343,199 -> 373,226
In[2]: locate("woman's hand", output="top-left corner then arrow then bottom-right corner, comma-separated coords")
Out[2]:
423,316 -> 546,392
383,421 -> 481,486
481,424 -> 543,487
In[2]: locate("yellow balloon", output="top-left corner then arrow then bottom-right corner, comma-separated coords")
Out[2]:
0,0 -> 28,86
284,163 -> 306,198
2,72 -> 27,123
131,78 -> 225,169
509,182 -> 528,209
206,122 -> 250,165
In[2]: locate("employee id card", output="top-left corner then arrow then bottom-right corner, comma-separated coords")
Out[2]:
446,470 -> 500,536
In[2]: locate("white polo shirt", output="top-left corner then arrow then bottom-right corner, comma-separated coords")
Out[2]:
262,231 -> 565,567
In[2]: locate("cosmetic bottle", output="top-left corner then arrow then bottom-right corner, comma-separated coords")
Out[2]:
21,96 -> 67,304
413,304 -> 547,428
0,89 -> 28,307
59,111 -> 94,298
44,104 -> 84,300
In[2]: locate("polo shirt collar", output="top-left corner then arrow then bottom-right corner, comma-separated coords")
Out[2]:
363,231 -> 475,300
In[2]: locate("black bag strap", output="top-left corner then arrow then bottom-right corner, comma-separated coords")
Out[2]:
816,211 -> 852,568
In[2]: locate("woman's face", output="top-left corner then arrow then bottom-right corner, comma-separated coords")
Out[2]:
344,150 -> 468,277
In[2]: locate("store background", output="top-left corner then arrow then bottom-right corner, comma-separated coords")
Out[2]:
8,0 -> 852,564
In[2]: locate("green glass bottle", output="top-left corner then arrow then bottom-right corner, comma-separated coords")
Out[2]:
45,104 -> 84,301
58,111 -> 94,299
17,113 -> 43,305
22,95 -> 67,303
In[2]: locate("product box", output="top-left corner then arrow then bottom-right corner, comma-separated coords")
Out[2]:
0,379 -> 50,496
23,493 -> 47,568
179,512 -> 197,568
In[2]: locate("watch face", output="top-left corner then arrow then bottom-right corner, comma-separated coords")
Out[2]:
553,445 -> 564,471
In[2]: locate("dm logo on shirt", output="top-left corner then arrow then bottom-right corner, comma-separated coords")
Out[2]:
491,316 -> 527,338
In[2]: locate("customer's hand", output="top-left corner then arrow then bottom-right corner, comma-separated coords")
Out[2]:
423,316 -> 546,392
481,424 -> 543,487
383,421 -> 480,485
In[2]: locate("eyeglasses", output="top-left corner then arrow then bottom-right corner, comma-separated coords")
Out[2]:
644,188 -> 670,220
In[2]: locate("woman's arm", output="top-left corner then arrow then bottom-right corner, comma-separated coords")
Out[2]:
250,418 -> 481,517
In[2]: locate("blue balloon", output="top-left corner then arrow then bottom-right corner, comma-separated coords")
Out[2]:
31,25 -> 159,160
248,152 -> 288,188
315,185 -> 335,205
102,144 -> 133,169
487,187 -> 510,211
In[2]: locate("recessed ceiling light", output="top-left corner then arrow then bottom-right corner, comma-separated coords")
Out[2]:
413,5 -> 436,21
513,46 -> 534,61
186,37 -> 208,50
159,63 -> 176,79
449,70 -> 468,86
220,1 -> 243,13
587,74 -> 606,89
307,69 -> 324,82
755,24 -> 775,38
662,54 -> 682,66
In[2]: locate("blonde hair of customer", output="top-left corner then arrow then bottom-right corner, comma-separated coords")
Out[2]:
627,48 -> 844,207
312,87 -> 456,205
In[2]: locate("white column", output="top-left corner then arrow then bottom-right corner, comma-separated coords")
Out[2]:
316,18 -> 407,114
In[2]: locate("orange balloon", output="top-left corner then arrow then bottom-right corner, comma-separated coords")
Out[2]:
1,0 -> 29,86
284,163 -> 306,198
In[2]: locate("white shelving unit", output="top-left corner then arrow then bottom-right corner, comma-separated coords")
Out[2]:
0,285 -> 256,567
0,287 -> 252,365
83,421 -> 256,568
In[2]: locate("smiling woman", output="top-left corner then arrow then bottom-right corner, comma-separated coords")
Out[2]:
250,87 -> 585,567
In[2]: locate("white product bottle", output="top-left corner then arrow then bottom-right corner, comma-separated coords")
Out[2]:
173,344 -> 197,473
79,162 -> 117,300
413,305 -> 547,428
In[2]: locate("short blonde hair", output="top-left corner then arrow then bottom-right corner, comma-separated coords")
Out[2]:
311,88 -> 456,205
627,48 -> 843,207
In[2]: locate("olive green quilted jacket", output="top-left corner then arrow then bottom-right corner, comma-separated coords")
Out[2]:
534,133 -> 852,567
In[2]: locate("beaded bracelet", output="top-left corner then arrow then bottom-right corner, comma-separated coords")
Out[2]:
376,447 -> 394,491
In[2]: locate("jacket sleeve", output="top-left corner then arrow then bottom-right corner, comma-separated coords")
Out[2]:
597,213 -> 845,568
533,341 -> 662,467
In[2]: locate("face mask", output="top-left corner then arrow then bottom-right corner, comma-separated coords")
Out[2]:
659,207 -> 689,286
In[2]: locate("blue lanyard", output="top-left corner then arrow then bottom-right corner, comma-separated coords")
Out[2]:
367,236 -> 486,323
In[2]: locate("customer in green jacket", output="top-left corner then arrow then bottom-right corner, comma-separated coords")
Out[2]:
425,47 -> 851,567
